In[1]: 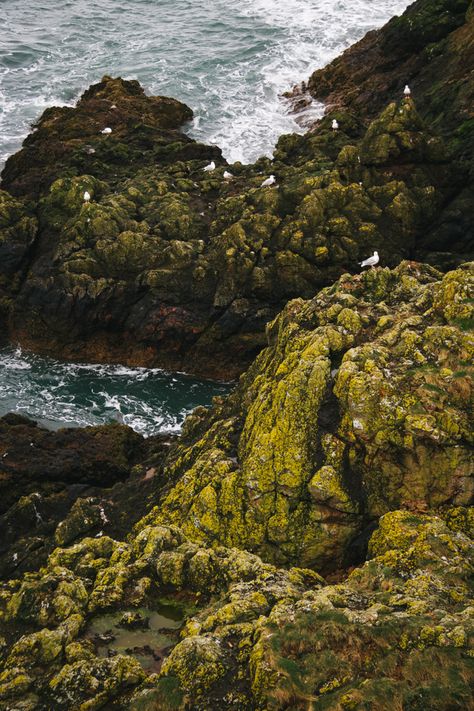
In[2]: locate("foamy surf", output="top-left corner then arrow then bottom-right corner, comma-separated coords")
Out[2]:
0,1 -> 410,168
0,347 -> 231,436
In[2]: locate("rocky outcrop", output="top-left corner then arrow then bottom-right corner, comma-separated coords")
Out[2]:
0,509 -> 471,709
0,414 -> 173,579
1,76 -> 195,201
0,44 -> 470,376
0,414 -> 143,511
0,1 -> 472,707
142,262 -> 473,571
305,0 -> 474,262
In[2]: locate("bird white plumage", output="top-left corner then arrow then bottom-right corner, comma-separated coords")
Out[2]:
101,127 -> 112,134
223,170 -> 233,180
332,119 -> 339,130
83,191 -> 91,202
203,161 -> 216,172
359,251 -> 379,268
261,175 -> 276,187
404,85 -> 411,96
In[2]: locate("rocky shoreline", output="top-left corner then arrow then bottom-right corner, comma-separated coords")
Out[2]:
0,0 -> 473,709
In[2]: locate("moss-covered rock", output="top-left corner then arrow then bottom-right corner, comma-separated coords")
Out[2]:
249,511 -> 474,711
0,493 -> 472,710
307,0 -> 474,264
0,2 -> 472,708
149,262 -> 473,569
0,56 -> 468,377
0,521 -> 323,709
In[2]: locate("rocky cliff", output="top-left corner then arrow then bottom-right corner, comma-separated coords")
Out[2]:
0,0 -> 473,709
0,262 -> 471,710
1,1 -> 473,377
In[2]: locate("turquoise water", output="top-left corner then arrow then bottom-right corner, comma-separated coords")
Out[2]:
0,1 -> 409,433
0,347 -> 230,435
0,0 -> 409,167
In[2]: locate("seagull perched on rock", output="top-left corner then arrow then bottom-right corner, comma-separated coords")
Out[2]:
359,250 -> 379,269
83,191 -> 91,203
332,119 -> 339,131
404,85 -> 411,97
203,161 -> 216,172
101,127 -> 112,134
261,175 -> 276,187
223,170 -> 233,180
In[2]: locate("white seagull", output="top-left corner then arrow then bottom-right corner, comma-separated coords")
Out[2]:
359,251 -> 379,269
101,127 -> 112,134
223,170 -> 233,180
203,161 -> 216,172
404,85 -> 411,97
332,119 -> 339,130
261,175 -> 276,187
83,191 -> 91,203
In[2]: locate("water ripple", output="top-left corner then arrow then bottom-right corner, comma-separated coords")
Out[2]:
0,347 -> 231,436
0,0 -> 409,167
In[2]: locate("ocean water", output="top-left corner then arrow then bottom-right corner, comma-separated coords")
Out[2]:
0,0 -> 409,167
0,0 -> 409,434
0,347 -> 230,435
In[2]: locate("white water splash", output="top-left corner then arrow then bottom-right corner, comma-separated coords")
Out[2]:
0,346 -> 230,436
0,0 -> 410,168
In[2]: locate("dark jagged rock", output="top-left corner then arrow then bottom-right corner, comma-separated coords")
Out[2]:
306,0 -> 474,262
0,414 -> 143,508
0,69 -> 469,376
1,76 -> 196,200
0,415 -> 174,579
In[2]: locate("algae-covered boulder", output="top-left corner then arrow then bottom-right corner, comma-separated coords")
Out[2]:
0,521 -> 323,709
150,262 -> 473,570
0,463 -> 471,710
54,497 -> 110,546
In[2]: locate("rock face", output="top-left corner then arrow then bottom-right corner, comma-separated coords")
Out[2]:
1,76 -> 195,200
0,1 -> 473,708
0,414 -> 172,580
0,15 -> 472,377
0,510 -> 472,710
146,262 -> 473,571
306,0 -> 474,262
0,414 -> 143,513
0,263 -> 470,709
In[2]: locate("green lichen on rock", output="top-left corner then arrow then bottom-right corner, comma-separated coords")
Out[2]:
2,509 -> 469,709
247,511 -> 474,710
149,262 -> 473,570
0,521 -> 323,709
0,67 -> 467,377
0,2 -> 472,708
